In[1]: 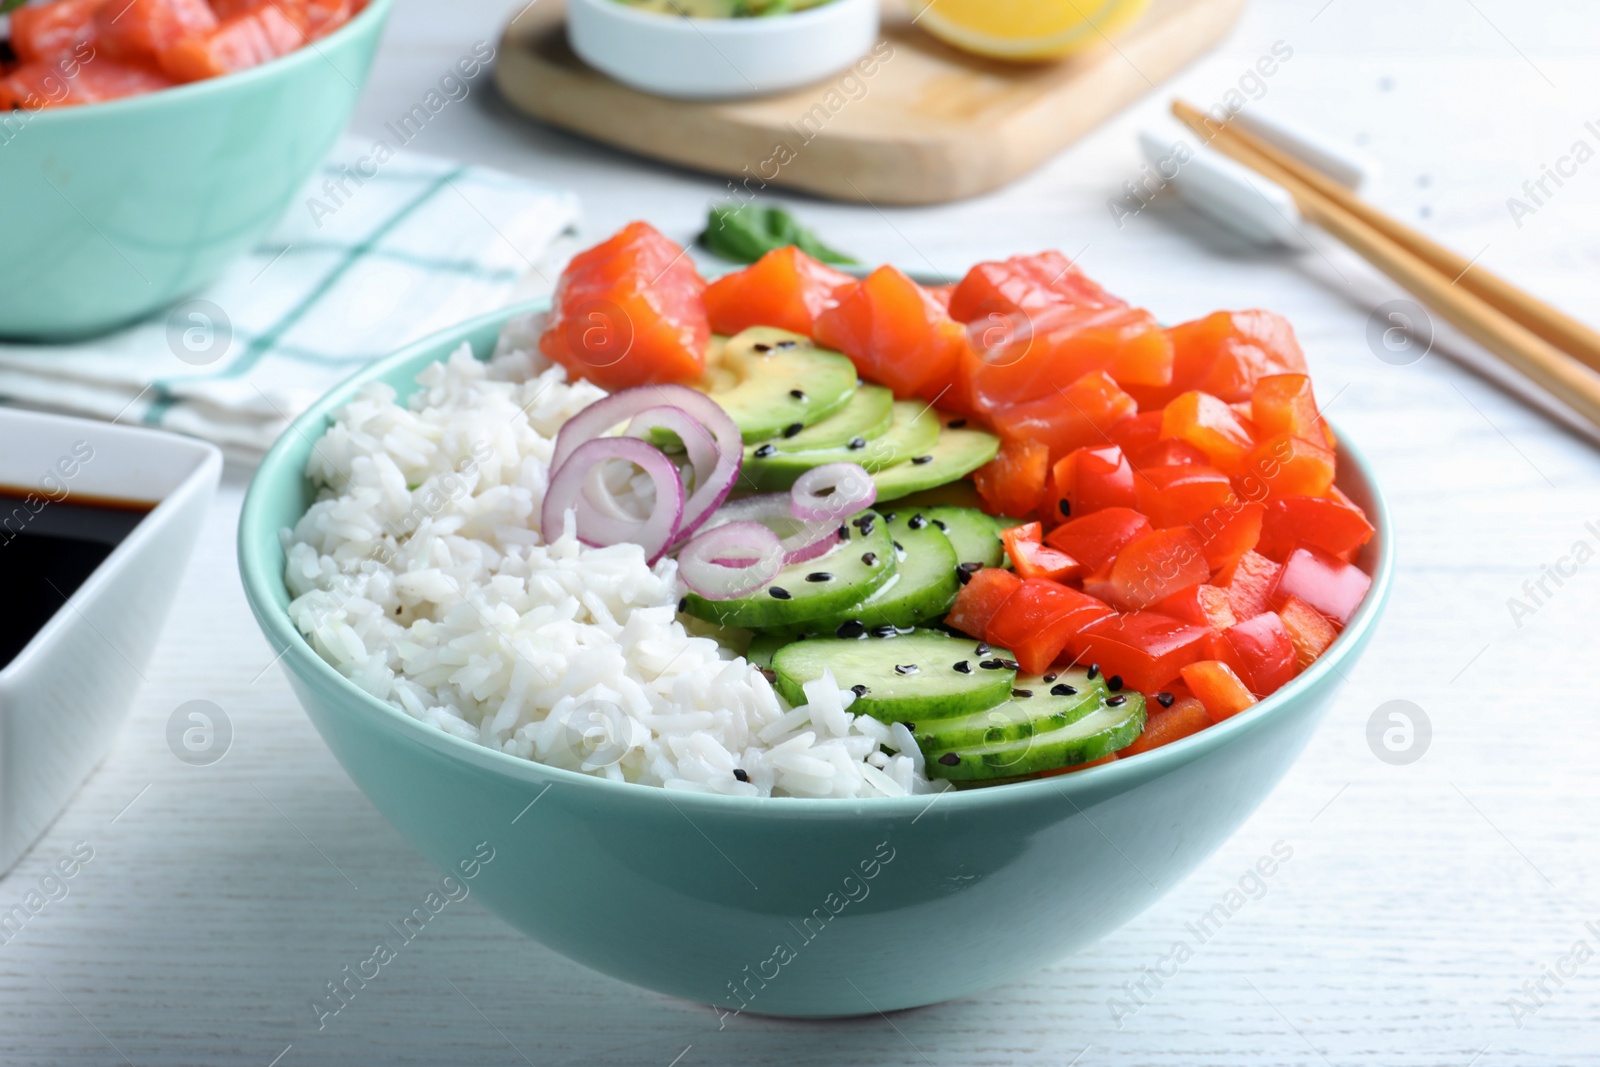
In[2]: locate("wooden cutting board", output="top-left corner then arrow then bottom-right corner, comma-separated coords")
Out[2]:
493,0 -> 1247,205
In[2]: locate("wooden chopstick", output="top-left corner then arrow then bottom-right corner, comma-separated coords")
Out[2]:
1171,99 -> 1600,433
1173,102 -> 1600,377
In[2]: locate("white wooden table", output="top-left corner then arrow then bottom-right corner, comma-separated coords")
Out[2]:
5,1 -> 1599,1063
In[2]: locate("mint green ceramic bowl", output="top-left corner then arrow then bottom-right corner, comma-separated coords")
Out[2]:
0,0 -> 391,341
239,301 -> 1393,1017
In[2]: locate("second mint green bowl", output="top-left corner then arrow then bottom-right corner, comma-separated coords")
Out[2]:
0,0 -> 391,340
239,302 -> 1394,1017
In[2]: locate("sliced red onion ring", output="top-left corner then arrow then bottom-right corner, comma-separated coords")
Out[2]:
548,385 -> 741,544
699,484 -> 849,566
677,521 -> 785,600
622,404 -> 740,541
790,463 -> 877,524
541,437 -> 683,563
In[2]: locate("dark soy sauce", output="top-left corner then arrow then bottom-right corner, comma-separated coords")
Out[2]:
0,487 -> 155,669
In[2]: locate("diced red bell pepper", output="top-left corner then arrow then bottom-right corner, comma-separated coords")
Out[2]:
958,303 -> 1173,412
96,0 -> 217,61
947,250 -> 1124,323
1240,432 -> 1336,500
702,246 -> 852,338
1256,493 -> 1375,561
1052,444 -> 1137,518
1119,693 -> 1211,757
1215,612 -> 1297,695
1160,391 -> 1256,475
1134,464 -> 1237,527
1213,549 -> 1283,620
1075,612 -> 1211,693
973,437 -> 1050,519
945,567 -> 1022,640
814,266 -> 969,403
986,579 -> 1115,674
1154,584 -> 1238,631
1133,310 -> 1308,408
1043,507 -> 1152,572
1107,410 -> 1163,456
1278,595 -> 1339,671
540,221 -> 709,390
1189,500 -> 1265,572
1251,373 -> 1332,445
989,370 -> 1139,463
1180,660 -> 1258,723
999,522 -> 1081,582
10,0 -> 104,63
1107,527 -> 1210,610
1272,546 -> 1371,625
1131,438 -> 1208,470
159,4 -> 302,80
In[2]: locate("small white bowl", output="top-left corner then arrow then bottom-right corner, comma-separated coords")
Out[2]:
566,0 -> 880,101
0,410 -> 220,875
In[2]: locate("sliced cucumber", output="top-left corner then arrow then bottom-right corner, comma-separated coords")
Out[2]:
771,629 -> 1017,722
745,633 -> 787,669
741,401 -> 940,491
922,690 -> 1146,782
832,511 -> 961,630
890,479 -> 986,511
700,328 -> 858,443
920,506 -> 1005,569
763,384 -> 894,453
872,419 -> 1001,503
911,668 -> 1102,748
681,510 -> 895,629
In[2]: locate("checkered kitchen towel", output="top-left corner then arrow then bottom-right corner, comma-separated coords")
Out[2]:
0,139 -> 581,456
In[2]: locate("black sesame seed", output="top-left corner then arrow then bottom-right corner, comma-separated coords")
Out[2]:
932,518 -> 948,531
851,684 -> 869,697
893,540 -> 904,552
848,437 -> 867,450
956,568 -> 973,585
1156,692 -> 1176,708
836,620 -> 866,639
782,422 -> 804,438
1087,663 -> 1100,680
838,524 -> 850,540
861,551 -> 878,566
733,768 -> 749,782
953,660 -> 972,674
957,561 -> 983,574
677,597 -> 687,613
1058,499 -> 1071,517
894,664 -> 919,675
1043,672 -> 1058,683
976,642 -> 991,655
1107,694 -> 1127,706
899,721 -> 915,731
1050,683 -> 1078,697
754,443 -> 776,458
853,515 -> 875,535
908,514 -> 927,530
937,752 -> 960,766
777,339 -> 798,349
998,659 -> 1019,671
911,455 -> 934,465
806,571 -> 833,582
1012,688 -> 1033,698
768,586 -> 792,600
759,667 -> 777,683
1107,675 -> 1124,692
979,659 -> 1004,670
789,389 -> 806,400
948,418 -> 968,429
884,512 -> 897,522
871,624 -> 897,638
753,342 -> 772,353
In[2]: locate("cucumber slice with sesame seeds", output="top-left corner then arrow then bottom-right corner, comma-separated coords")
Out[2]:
761,384 -> 894,453
770,629 -> 1017,722
920,506 -> 1005,570
922,688 -> 1146,782
871,416 -> 1001,503
910,668 -> 1103,750
744,633 -> 787,669
680,510 -> 895,629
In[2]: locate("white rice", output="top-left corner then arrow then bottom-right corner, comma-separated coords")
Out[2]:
282,315 -> 940,798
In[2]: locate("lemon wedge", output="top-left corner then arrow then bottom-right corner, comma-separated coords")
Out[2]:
915,0 -> 1152,61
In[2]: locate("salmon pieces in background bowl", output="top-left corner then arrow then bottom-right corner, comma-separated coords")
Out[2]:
0,0 -> 365,108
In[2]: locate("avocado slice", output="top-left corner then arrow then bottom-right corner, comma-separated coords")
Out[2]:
765,384 -> 894,453
741,401 -> 940,492
872,416 -> 1001,503
698,327 -> 858,443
